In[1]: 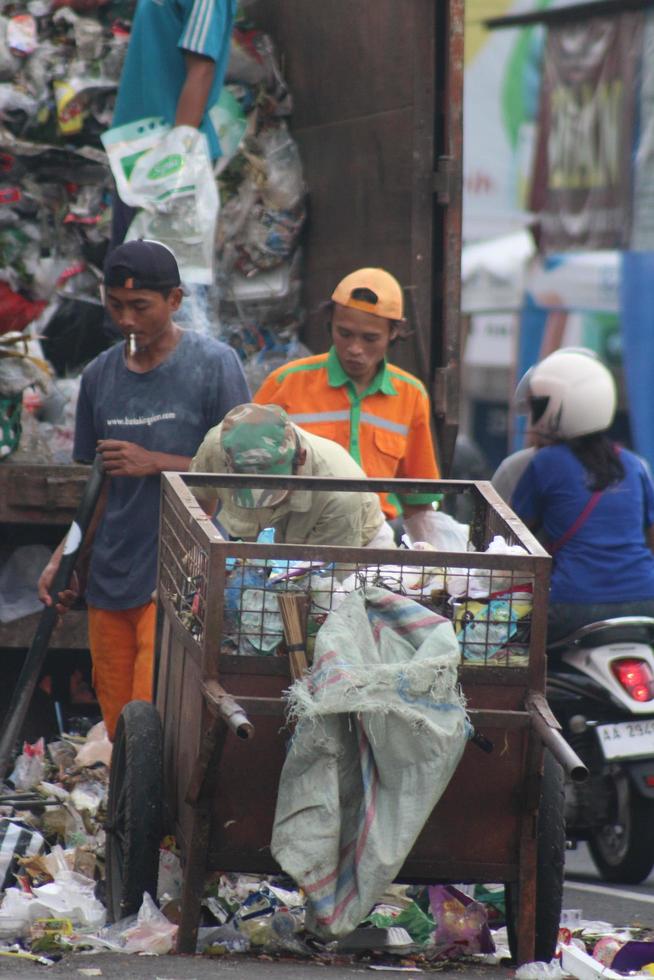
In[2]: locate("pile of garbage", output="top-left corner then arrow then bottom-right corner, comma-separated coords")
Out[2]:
0,0 -> 309,464
1,727 -> 653,973
517,917 -> 654,980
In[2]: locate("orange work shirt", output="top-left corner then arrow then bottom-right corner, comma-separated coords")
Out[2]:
253,348 -> 440,519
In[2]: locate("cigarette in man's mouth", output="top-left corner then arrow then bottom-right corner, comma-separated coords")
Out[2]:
128,333 -> 137,356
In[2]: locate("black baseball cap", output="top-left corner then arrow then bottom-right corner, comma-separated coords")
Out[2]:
103,239 -> 181,291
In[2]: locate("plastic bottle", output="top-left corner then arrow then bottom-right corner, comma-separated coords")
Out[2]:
12,387 -> 51,464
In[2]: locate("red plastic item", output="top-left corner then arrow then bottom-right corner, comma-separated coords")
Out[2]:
0,283 -> 45,334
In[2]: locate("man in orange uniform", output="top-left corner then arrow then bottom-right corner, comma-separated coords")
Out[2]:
254,268 -> 442,542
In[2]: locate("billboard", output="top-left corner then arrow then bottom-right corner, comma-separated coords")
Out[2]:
529,13 -> 643,250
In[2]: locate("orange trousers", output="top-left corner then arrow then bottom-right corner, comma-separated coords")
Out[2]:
87,602 -> 156,741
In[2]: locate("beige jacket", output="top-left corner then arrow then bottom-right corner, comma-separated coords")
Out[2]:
190,424 -> 386,547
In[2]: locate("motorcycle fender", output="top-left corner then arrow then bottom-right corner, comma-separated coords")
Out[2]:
624,760 -> 654,799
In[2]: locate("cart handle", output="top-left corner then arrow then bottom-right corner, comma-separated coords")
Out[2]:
202,680 -> 255,740
526,692 -> 588,782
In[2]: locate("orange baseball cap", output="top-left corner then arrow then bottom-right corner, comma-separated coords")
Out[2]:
331,268 -> 405,321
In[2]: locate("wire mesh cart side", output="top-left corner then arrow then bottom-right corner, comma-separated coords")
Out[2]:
110,472 -> 577,965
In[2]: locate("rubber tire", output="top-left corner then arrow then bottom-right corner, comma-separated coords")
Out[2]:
506,751 -> 566,964
105,700 -> 163,922
588,770 -> 654,884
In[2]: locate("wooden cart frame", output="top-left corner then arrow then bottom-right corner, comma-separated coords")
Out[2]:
106,473 -> 581,964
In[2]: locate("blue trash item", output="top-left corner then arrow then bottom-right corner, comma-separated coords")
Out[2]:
458,598 -> 518,662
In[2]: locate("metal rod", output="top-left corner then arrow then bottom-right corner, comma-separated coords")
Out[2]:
529,709 -> 588,783
202,680 -> 254,740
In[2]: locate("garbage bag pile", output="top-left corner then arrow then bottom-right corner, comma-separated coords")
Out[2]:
210,17 -> 310,390
0,1 -> 309,461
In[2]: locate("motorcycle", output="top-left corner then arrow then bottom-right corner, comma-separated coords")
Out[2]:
547,616 -> 654,884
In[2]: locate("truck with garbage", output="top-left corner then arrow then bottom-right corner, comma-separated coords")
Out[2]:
0,0 -> 464,704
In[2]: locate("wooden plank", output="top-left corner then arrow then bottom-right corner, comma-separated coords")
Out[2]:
247,0 -> 438,381
0,610 -> 88,649
0,465 -> 90,524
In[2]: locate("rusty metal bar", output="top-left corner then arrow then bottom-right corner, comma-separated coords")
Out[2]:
202,680 -> 255,740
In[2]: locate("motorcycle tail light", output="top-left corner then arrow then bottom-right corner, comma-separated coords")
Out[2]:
610,657 -> 654,702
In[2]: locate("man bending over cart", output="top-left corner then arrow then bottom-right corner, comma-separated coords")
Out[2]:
190,402 -> 392,548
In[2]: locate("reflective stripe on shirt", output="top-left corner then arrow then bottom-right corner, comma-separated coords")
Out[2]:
360,412 -> 409,436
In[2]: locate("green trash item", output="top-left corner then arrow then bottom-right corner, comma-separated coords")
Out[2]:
366,901 -> 435,946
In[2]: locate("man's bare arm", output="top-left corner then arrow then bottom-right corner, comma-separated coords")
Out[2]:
176,52 -> 216,128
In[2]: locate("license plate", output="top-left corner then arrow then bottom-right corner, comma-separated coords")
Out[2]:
596,719 -> 654,760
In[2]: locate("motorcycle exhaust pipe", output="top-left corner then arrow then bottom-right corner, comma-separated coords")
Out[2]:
527,692 -> 589,783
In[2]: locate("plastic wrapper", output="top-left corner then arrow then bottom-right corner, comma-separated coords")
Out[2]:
3,846 -> 105,930
197,922 -> 250,953
0,819 -> 45,891
256,122 -> 304,211
0,888 -> 34,937
73,720 -> 112,768
236,201 -> 305,276
157,847 -> 183,902
227,28 -> 291,112
9,738 -> 45,791
0,17 -> 20,79
70,780 -> 106,817
209,86 -> 248,176
454,593 -> 532,662
0,334 -> 51,396
103,121 -> 219,284
7,15 -> 38,57
429,884 -> 494,957
447,534 -> 532,598
404,510 -> 469,553
515,961 -> 565,980
102,892 -> 177,954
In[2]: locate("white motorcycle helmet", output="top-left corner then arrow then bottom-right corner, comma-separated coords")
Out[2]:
514,347 -> 616,440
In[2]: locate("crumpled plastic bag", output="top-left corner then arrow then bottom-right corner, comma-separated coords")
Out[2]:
104,892 -> 177,954
74,720 -> 112,768
102,120 -> 219,284
447,534 -> 532,598
2,845 -> 105,930
515,960 -> 565,979
404,510 -> 470,553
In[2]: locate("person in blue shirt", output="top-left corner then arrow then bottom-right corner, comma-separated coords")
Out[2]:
511,347 -> 654,643
110,0 -> 236,247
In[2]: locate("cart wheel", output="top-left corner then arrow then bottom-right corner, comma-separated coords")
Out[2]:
506,751 -> 565,963
105,700 -> 162,923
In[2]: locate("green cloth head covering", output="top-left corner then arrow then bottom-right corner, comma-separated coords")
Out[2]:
221,403 -> 297,508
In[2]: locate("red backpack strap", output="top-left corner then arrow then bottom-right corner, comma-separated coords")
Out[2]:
548,491 -> 603,556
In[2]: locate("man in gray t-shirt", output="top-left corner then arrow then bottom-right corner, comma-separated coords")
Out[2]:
38,240 -> 250,739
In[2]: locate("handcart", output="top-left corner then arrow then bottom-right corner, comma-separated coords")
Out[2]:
105,474 -> 586,964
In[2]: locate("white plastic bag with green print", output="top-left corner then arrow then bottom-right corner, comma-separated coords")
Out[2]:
102,119 -> 219,284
